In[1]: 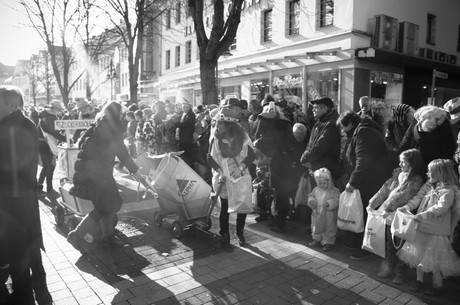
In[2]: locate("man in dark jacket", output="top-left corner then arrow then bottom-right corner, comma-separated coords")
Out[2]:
300,97 -> 341,179
177,101 -> 196,168
0,85 -> 52,305
338,111 -> 392,260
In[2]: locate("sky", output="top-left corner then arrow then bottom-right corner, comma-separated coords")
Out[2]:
0,1 -> 45,66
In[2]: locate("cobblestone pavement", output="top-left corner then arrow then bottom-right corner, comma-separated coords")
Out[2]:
12,170 -> 459,305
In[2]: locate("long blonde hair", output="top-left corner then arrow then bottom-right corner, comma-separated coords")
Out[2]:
427,159 -> 458,186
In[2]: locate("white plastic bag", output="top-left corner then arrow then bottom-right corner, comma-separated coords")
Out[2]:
362,210 -> 386,258
391,209 -> 417,242
337,190 -> 364,233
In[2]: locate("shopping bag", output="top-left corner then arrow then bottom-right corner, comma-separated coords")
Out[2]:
294,174 -> 311,208
337,190 -> 364,233
362,210 -> 386,258
41,127 -> 59,156
391,209 -> 417,242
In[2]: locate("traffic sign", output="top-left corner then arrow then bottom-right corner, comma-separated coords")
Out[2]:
435,71 -> 448,79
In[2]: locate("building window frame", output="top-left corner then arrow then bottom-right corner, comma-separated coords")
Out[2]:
286,0 -> 300,37
261,9 -> 273,43
165,50 -> 170,70
175,2 -> 181,24
317,0 -> 334,28
165,9 -> 171,30
175,46 -> 180,67
426,13 -> 436,45
185,40 -> 192,64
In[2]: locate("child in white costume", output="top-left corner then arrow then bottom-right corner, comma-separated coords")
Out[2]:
397,159 -> 460,295
307,168 -> 340,252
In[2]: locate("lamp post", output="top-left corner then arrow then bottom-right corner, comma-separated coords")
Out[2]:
107,59 -> 118,101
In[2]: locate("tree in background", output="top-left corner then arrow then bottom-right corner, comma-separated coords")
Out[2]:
188,0 -> 244,105
98,0 -> 165,104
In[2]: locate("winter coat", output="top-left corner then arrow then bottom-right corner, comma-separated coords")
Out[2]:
300,110 -> 341,177
37,109 -> 66,142
0,110 -> 43,251
178,108 -> 195,144
403,182 -> 456,236
398,119 -> 456,166
307,184 -> 340,238
72,117 -> 138,212
369,168 -> 423,224
345,116 -> 392,205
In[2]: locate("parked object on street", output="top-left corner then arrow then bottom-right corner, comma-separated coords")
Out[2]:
142,152 -> 222,239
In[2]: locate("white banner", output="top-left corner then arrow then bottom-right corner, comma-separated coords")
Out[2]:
55,120 -> 93,130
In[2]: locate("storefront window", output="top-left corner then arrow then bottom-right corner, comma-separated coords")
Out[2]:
370,71 -> 403,107
250,79 -> 270,101
220,85 -> 241,100
306,70 -> 338,103
273,73 -> 303,100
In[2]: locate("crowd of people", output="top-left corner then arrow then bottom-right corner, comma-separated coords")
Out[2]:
2,81 -> 460,303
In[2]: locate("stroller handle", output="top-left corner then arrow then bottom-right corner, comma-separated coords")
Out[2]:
132,174 -> 159,198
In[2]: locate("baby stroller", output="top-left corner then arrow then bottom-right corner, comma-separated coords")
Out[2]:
137,152 -> 222,239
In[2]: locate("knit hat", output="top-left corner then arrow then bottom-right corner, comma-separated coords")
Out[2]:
443,97 -> 460,124
392,104 -> 413,123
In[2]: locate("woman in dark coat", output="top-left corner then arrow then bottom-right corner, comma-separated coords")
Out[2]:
68,101 -> 141,251
338,111 -> 392,260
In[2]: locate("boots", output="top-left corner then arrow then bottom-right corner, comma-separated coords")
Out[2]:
236,230 -> 246,245
100,215 -> 126,248
67,214 -> 100,252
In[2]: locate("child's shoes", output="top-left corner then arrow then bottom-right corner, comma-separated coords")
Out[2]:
322,244 -> 334,252
392,273 -> 405,285
308,240 -> 322,247
408,280 -> 423,292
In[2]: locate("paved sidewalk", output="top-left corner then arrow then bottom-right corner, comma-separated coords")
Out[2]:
24,193 -> 460,305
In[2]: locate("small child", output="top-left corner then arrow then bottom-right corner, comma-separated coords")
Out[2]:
307,168 -> 340,252
252,146 -> 274,223
368,149 -> 424,285
397,159 -> 460,295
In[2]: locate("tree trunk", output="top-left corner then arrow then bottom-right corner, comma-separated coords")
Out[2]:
200,60 -> 218,105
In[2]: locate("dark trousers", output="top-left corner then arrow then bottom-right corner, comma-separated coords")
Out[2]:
38,141 -> 55,191
179,142 -> 196,169
30,247 -> 47,286
219,198 -> 247,236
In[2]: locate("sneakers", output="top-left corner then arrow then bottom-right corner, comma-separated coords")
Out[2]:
322,244 -> 334,252
408,280 -> 423,292
308,240 -> 322,248
350,249 -> 372,260
46,189 -> 60,198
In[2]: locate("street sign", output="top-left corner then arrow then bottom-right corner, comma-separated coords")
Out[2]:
435,71 -> 448,79
55,120 -> 93,130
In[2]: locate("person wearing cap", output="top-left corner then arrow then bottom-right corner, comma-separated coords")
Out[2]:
300,97 -> 341,181
337,111 -> 392,260
0,85 -> 52,305
37,100 -> 66,197
208,107 -> 255,249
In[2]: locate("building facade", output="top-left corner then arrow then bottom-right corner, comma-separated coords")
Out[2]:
157,0 -> 460,111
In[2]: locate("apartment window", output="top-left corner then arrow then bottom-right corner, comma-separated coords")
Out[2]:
287,0 -> 300,36
175,2 -> 181,24
165,9 -> 171,29
261,9 -> 272,42
185,41 -> 192,64
457,24 -> 460,52
318,0 -> 334,28
426,13 -> 436,45
165,50 -> 170,70
175,46 -> 180,67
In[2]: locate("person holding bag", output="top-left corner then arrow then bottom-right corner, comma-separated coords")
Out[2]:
337,111 -> 392,260
209,107 -> 255,249
367,149 -> 424,284
397,159 -> 460,296
37,100 -> 66,197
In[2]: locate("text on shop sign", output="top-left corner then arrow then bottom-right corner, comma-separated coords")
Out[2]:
55,120 -> 93,130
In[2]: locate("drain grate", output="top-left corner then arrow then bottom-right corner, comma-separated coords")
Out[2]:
115,215 -> 147,234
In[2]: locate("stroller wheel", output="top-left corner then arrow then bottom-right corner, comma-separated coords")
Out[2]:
67,217 -> 79,232
172,221 -> 183,239
53,205 -> 65,227
153,211 -> 163,227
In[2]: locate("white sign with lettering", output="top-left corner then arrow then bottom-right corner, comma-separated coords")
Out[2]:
55,120 -> 93,130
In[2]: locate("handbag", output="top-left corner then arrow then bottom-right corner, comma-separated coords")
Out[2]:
362,210 -> 386,258
391,209 -> 417,242
337,190 -> 364,233
294,173 -> 311,208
